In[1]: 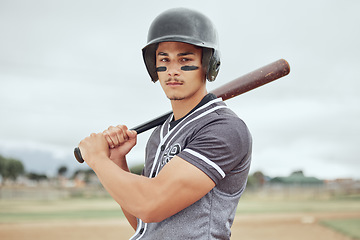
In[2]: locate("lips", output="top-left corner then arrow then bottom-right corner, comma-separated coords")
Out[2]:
165,78 -> 184,86
166,81 -> 183,86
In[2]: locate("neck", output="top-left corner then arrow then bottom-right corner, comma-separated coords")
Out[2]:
171,87 -> 207,121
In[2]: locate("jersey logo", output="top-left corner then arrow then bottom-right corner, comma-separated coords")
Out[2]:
161,143 -> 181,167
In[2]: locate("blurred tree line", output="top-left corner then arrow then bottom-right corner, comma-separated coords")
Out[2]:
0,154 -> 313,190
246,171 -> 266,188
0,153 -> 105,187
0,154 -> 24,185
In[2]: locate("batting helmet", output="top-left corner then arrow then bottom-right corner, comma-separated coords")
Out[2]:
142,8 -> 221,82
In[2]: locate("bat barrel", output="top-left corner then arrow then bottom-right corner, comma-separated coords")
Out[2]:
211,59 -> 290,100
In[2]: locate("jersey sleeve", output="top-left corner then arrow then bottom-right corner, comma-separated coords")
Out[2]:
177,116 -> 252,185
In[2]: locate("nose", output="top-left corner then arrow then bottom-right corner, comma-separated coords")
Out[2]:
167,62 -> 181,77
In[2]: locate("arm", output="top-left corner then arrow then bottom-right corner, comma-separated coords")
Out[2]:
108,153 -> 138,230
107,154 -> 138,229
103,125 -> 138,230
78,130 -> 215,223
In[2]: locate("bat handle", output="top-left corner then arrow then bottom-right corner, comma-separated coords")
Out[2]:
74,147 -> 84,163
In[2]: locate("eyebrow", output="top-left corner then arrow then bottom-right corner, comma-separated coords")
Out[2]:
157,52 -> 195,57
157,52 -> 168,56
177,52 -> 195,56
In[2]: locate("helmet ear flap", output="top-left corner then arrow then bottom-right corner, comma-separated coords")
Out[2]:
142,44 -> 159,82
203,48 -> 221,82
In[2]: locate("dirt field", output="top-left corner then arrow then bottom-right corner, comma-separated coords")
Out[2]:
1,188 -> 359,239
1,211 -> 359,240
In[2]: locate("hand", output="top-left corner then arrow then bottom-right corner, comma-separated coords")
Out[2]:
78,132 -> 110,167
102,125 -> 137,163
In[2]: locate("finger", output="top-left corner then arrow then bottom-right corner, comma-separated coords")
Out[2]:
107,126 -> 121,147
103,125 -> 131,149
104,125 -> 126,148
113,125 -> 129,144
103,130 -> 115,149
113,125 -> 131,146
118,124 -> 128,131
126,129 -> 137,139
118,125 -> 129,141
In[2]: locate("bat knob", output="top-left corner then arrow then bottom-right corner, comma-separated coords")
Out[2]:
74,147 -> 84,163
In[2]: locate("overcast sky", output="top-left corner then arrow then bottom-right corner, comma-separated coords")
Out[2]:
0,0 -> 359,179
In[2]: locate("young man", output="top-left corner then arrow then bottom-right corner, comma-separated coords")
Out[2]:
78,8 -> 252,239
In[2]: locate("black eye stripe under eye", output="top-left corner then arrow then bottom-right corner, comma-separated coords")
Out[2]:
181,66 -> 199,71
156,66 -> 199,72
156,66 -> 167,72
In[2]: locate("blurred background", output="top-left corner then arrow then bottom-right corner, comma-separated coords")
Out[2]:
0,0 -> 360,179
1,1 -> 359,239
1,0 -> 359,181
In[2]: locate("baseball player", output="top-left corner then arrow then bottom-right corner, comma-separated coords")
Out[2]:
78,8 -> 252,239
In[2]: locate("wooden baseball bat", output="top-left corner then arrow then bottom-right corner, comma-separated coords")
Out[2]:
74,58 -> 290,163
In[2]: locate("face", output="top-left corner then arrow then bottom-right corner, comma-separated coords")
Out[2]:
156,41 -> 206,101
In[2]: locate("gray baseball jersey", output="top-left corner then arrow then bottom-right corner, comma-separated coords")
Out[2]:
130,94 -> 252,240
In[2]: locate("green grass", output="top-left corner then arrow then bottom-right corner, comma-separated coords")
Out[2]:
321,218 -> 360,240
237,194 -> 360,214
0,209 -> 124,222
1,192 -> 360,237
0,198 -> 125,223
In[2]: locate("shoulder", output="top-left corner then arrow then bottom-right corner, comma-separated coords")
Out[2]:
198,104 -> 251,142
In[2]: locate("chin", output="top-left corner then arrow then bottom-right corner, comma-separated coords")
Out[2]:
168,96 -> 185,101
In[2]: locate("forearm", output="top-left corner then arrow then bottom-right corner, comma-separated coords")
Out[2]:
110,155 -> 129,171
111,156 -> 138,230
78,128 -> 145,224
90,156 -> 157,221
122,207 -> 137,230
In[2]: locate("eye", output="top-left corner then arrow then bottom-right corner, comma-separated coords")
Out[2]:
158,57 -> 169,62
180,58 -> 191,63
